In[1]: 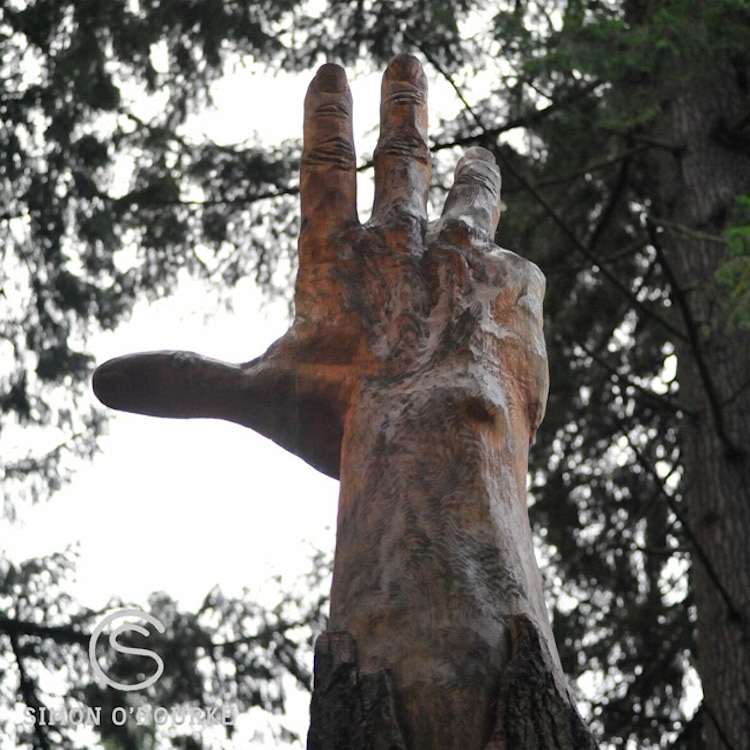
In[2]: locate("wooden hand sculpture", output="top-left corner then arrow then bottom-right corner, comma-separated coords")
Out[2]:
94,54 -> 595,750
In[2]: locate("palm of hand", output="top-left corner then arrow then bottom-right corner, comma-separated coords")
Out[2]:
93,54 -> 547,480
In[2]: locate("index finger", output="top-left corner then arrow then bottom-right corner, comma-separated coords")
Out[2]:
299,63 -> 358,265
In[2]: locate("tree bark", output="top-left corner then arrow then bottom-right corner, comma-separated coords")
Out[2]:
655,60 -> 750,750
93,55 -> 597,749
308,619 -> 597,750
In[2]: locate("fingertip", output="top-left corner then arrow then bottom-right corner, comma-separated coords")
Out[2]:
454,148 -> 502,194
460,146 -> 498,166
300,62 -> 358,258
370,54 -> 431,226
385,53 -> 425,84
312,63 -> 348,93
92,363 -> 130,408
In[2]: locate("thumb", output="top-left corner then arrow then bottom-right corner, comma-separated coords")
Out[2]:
92,351 -> 245,420
93,345 -> 346,479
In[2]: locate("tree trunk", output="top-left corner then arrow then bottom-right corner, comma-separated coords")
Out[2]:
93,55 -> 597,749
655,62 -> 750,750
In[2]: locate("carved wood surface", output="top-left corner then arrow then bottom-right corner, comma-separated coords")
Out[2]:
93,54 -> 596,749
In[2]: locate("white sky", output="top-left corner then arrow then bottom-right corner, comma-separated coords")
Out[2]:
6,276 -> 339,610
4,275 -> 338,746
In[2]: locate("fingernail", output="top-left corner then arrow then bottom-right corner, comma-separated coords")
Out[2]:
315,63 -> 348,93
386,53 -> 423,82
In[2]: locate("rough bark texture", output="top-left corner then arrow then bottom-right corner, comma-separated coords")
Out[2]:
93,55 -> 596,749
307,619 -> 598,750
655,63 -> 750,750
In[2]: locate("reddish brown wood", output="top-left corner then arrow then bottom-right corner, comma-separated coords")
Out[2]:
93,54 -> 596,750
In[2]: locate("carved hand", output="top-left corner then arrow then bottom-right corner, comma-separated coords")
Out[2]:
90,56 -> 588,750
93,54 -> 547,480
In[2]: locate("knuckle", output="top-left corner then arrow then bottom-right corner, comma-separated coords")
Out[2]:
374,134 -> 431,164
454,161 -> 501,198
303,136 -> 355,170
383,81 -> 425,107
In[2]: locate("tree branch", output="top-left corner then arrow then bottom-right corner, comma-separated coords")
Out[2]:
409,43 -> 687,344
624,433 -> 744,627
585,147 -> 631,254
647,221 -> 746,460
8,630 -> 52,750
598,125 -> 685,154
0,615 -> 90,647
651,218 -> 728,246
501,148 -> 649,194
495,146 -> 688,341
407,33 -> 603,156
574,338 -> 687,416
106,185 -> 299,210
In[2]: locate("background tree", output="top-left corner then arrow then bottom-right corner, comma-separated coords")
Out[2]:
1,1 -> 748,748
475,4 -> 749,747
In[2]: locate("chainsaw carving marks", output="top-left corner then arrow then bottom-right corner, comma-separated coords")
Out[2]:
329,246 -> 553,749
92,54 -> 596,750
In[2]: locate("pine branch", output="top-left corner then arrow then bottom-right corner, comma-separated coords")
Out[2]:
407,33 -> 603,156
495,146 -> 688,342
598,126 -> 685,154
651,218 -> 728,246
105,185 -> 299,210
585,148 -> 631,254
502,148 -> 649,194
574,338 -> 687,416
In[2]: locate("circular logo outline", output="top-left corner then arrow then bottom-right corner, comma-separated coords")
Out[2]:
89,608 -> 166,692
